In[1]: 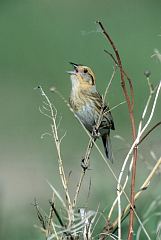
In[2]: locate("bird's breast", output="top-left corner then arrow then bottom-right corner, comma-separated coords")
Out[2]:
75,101 -> 96,132
70,89 -> 102,131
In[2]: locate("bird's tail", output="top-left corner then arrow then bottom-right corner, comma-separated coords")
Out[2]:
102,133 -> 113,163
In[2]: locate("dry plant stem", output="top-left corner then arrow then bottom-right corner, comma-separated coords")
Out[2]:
97,21 -> 137,240
46,194 -> 55,237
50,202 -> 64,228
137,81 -> 161,140
38,86 -> 74,227
137,121 -> 161,146
72,136 -> 95,208
72,67 -> 116,209
110,81 -> 161,236
108,77 -> 156,220
112,157 -> 161,231
137,76 -> 154,138
127,80 -> 161,183
104,49 -> 134,109
34,199 -> 47,232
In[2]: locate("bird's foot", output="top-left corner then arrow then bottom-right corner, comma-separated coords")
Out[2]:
92,126 -> 100,139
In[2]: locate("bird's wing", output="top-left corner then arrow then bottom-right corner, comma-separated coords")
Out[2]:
102,104 -> 115,130
91,91 -> 115,130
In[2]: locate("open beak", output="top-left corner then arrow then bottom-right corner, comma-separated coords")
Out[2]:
69,62 -> 79,68
67,62 -> 79,75
66,70 -> 76,75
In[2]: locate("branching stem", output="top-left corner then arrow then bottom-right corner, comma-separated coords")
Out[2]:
97,20 -> 137,240
38,86 -> 74,229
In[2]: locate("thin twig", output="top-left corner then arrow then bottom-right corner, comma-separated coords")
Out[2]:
34,199 -> 47,232
72,136 -> 95,209
109,80 -> 161,230
137,121 -> 161,146
97,20 -> 137,240
112,157 -> 161,232
49,201 -> 65,228
37,86 -> 74,227
108,76 -> 157,221
46,194 -> 55,237
108,81 -> 161,240
104,49 -> 134,110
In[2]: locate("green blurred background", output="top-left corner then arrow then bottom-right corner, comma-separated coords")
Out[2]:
0,0 -> 161,239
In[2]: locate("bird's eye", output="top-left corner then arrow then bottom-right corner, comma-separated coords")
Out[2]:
75,68 -> 78,72
83,69 -> 88,73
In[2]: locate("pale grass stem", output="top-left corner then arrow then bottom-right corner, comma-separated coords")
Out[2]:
108,77 -> 155,220
37,86 -> 74,231
115,80 -> 161,240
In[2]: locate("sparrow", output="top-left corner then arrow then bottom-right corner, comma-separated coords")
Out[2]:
68,62 -> 115,161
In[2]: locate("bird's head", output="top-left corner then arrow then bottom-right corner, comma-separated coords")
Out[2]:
67,62 -> 96,91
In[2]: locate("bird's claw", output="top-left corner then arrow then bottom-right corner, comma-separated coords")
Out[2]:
92,126 -> 100,139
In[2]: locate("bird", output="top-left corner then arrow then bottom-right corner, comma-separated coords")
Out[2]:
67,62 -> 115,162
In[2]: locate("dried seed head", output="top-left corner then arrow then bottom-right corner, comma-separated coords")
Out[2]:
144,70 -> 151,78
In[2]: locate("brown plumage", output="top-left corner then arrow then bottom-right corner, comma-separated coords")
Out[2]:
68,63 -> 115,161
